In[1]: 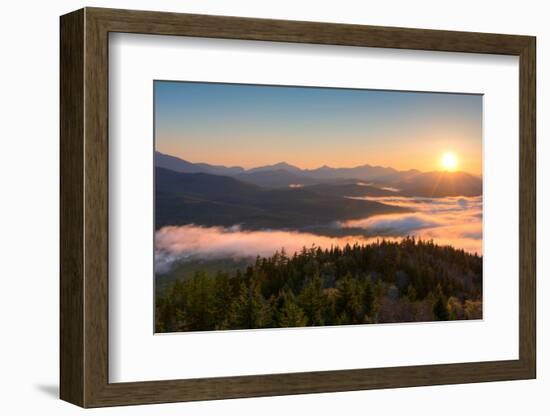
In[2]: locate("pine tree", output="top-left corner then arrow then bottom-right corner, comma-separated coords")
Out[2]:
181,271 -> 216,331
228,281 -> 270,329
336,273 -> 364,324
363,279 -> 374,318
212,272 -> 234,329
432,284 -> 449,321
277,291 -> 307,327
297,274 -> 327,326
406,284 -> 417,302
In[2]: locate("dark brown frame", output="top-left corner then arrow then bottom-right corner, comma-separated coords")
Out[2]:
60,7 -> 536,408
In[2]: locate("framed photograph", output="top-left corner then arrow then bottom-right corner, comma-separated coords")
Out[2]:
60,7 -> 536,407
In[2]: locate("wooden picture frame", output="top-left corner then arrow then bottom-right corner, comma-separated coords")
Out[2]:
60,7 -> 536,408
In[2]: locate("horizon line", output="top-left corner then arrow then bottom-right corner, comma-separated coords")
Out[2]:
155,150 -> 482,177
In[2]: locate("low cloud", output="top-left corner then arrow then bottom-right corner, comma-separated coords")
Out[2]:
339,195 -> 482,255
356,182 -> 399,192
155,225 -> 391,273
155,196 -> 483,272
343,213 -> 441,233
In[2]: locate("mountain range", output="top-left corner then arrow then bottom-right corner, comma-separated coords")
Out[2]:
155,151 -> 482,197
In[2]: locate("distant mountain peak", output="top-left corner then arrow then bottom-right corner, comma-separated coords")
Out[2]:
247,162 -> 302,173
271,161 -> 299,169
155,151 -> 245,175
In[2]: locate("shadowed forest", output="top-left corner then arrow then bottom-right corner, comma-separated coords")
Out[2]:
156,238 -> 482,332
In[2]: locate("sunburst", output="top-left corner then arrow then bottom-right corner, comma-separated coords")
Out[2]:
441,152 -> 458,171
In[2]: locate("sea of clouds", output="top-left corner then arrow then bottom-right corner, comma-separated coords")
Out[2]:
339,195 -> 482,254
154,225 -> 386,273
155,195 -> 482,272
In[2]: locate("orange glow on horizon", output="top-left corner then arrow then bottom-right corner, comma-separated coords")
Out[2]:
157,142 -> 481,176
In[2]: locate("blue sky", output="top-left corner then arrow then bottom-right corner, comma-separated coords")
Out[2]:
154,81 -> 482,173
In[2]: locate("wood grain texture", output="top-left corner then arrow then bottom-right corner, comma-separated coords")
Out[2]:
83,10 -> 110,406
518,38 -> 536,376
88,7 -> 532,54
59,8 -> 84,407
59,7 -> 537,408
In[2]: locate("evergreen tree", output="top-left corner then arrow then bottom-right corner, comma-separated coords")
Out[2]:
277,291 -> 307,327
297,274 -> 327,326
156,239 -> 482,332
432,285 -> 449,321
228,281 -> 270,329
363,279 -> 374,318
336,273 -> 364,324
406,284 -> 417,302
212,272 -> 234,329
433,295 -> 449,321
181,271 -> 216,331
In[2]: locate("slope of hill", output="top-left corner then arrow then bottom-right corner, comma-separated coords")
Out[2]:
155,168 -> 408,230
156,166 -> 261,201
155,151 -> 245,176
304,182 -> 399,197
396,171 -> 482,197
304,164 -> 421,183
235,169 -> 322,188
156,238 -> 483,332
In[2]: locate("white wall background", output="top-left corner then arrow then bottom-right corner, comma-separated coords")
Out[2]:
0,0 -> 546,414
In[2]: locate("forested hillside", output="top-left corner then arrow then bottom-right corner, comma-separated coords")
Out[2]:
156,238 -> 482,332
155,167 -> 408,230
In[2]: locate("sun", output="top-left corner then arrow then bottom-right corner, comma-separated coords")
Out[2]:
441,152 -> 458,171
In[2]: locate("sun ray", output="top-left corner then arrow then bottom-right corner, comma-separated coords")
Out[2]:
441,152 -> 458,171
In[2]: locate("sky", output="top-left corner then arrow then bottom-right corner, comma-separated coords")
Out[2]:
154,81 -> 482,174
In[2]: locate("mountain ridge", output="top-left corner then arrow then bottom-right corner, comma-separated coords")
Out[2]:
155,151 -> 482,196
155,167 -> 409,231
155,151 -> 433,176
155,150 -> 477,178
